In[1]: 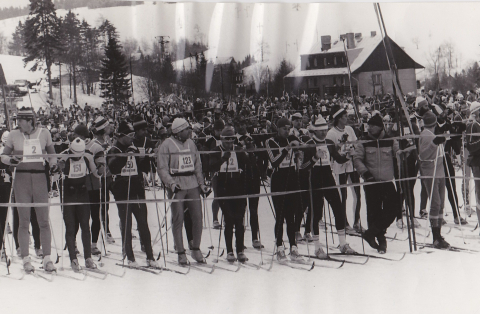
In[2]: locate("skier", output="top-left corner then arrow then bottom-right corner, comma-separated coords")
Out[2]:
107,121 -> 158,267
209,127 -> 250,262
157,118 -> 210,265
58,137 -> 100,271
1,107 -> 58,273
300,117 -> 355,256
265,117 -> 304,263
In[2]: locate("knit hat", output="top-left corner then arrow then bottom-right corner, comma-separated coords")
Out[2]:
220,127 -> 236,138
74,124 -> 89,138
94,116 -> 109,131
276,118 -> 291,129
116,121 -> 134,136
291,112 -> 303,120
171,118 -> 189,134
214,119 -> 225,130
422,111 -> 437,128
133,117 -> 148,131
330,104 -> 345,120
17,107 -> 35,120
368,114 -> 384,129
310,116 -> 328,131
70,137 -> 85,154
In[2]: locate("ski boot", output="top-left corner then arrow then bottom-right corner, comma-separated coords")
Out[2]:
43,258 -> 56,273
304,233 -> 314,242
71,259 -> 82,272
339,243 -> 356,254
226,252 -> 236,263
252,239 -> 264,249
433,237 -> 451,249
295,231 -> 305,242
454,217 -> 468,225
212,220 -> 221,229
190,248 -> 206,263
146,259 -> 159,268
85,258 -> 97,269
377,234 -> 387,254
127,260 -> 139,267
178,252 -> 190,266
362,230 -> 379,249
1,251 -> 6,262
237,251 -> 248,263
353,223 -> 366,233
91,244 -> 101,256
23,257 -> 35,274
289,246 -> 304,263
106,233 -> 115,244
276,246 -> 287,262
314,246 -> 327,259
396,219 -> 404,229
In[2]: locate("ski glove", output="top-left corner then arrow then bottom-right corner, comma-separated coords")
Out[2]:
362,171 -> 376,183
433,136 -> 446,145
170,183 -> 181,194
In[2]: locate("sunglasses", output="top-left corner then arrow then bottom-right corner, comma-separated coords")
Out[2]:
222,136 -> 237,141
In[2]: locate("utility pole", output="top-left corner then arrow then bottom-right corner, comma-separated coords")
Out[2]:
155,35 -> 170,61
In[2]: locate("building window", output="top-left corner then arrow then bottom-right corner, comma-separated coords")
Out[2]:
334,57 -> 337,66
314,57 -> 317,67
324,58 -> 327,67
314,78 -> 318,86
308,78 -> 314,87
373,74 -> 382,85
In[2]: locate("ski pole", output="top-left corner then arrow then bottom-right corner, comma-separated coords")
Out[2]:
60,174 -> 65,271
213,212 -> 224,263
148,160 -> 167,266
202,193 -> 215,250
423,145 -> 440,245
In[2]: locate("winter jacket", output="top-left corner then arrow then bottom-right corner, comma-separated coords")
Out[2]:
353,131 -> 399,182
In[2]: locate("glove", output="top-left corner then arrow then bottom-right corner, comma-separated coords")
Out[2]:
363,171 -> 375,183
337,154 -> 350,164
200,184 -> 211,196
50,164 -> 60,174
433,136 -> 446,145
170,183 -> 181,194
10,156 -> 21,166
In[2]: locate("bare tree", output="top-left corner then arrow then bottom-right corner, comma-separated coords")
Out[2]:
257,39 -> 270,62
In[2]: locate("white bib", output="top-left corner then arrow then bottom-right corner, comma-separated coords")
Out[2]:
315,145 -> 330,166
121,156 -> 138,176
220,152 -> 239,172
69,158 -> 87,178
23,130 -> 43,163
279,149 -> 293,168
178,153 -> 194,172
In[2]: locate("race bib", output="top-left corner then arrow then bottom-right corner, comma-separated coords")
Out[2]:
279,149 -> 293,168
121,156 -> 138,176
138,147 -> 146,157
178,154 -> 194,172
23,138 -> 43,163
220,152 -> 239,172
315,145 -> 330,166
69,158 -> 87,178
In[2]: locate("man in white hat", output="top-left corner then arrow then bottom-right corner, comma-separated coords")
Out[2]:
157,118 -> 210,265
299,116 -> 355,257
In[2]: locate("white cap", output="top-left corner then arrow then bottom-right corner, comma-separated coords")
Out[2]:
470,101 -> 480,115
70,137 -> 85,154
310,116 -> 328,131
171,118 -> 189,134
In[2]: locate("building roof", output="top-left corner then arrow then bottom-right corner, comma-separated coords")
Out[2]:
286,34 -> 423,78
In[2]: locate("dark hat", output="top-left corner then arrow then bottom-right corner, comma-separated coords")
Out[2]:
220,127 -> 235,137
422,111 -> 437,128
133,116 -> 148,131
74,124 -> 90,138
276,118 -> 291,129
116,121 -> 134,136
368,114 -> 384,129
330,104 -> 345,120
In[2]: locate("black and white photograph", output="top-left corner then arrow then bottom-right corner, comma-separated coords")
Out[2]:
0,0 -> 479,313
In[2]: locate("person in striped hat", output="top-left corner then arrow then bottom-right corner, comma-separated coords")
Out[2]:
157,118 -> 210,265
300,116 -> 355,256
1,107 -> 59,273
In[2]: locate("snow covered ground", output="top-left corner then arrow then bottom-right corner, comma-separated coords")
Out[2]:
2,169 -> 480,314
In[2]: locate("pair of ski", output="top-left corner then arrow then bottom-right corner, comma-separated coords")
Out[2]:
419,243 -> 479,254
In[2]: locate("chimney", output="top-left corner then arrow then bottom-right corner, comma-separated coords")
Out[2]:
321,35 -> 331,51
371,31 -> 376,37
346,32 -> 355,49
354,33 -> 362,39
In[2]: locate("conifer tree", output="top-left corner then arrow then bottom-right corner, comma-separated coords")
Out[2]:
100,36 -> 130,105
